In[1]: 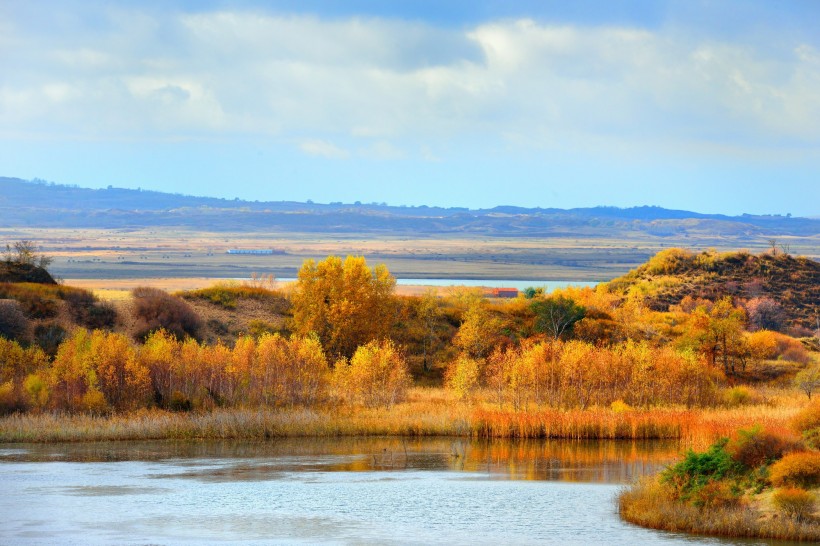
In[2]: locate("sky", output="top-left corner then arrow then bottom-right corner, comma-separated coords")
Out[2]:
1,0 -> 819,216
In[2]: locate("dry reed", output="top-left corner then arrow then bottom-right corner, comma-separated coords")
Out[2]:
0,388 -> 802,445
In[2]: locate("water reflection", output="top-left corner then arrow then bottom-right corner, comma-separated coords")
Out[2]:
3,437 -> 680,483
0,438 -> 798,545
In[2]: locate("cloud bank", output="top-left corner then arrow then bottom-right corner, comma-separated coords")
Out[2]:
3,4 -> 819,162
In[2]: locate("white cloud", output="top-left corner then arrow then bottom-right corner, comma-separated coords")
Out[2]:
299,139 -> 349,159
1,7 -> 819,159
359,140 -> 405,160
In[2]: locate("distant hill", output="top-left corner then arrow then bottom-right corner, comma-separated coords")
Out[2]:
1,177 -> 818,238
0,262 -> 56,284
605,249 -> 820,330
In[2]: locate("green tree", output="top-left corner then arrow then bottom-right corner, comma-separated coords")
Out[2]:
291,256 -> 396,359
531,295 -> 586,340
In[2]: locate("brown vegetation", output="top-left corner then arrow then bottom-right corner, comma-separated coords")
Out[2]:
607,248 -> 820,330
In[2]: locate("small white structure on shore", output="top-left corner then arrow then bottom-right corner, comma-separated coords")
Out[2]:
226,249 -> 275,255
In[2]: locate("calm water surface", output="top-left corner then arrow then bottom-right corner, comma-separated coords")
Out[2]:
272,278 -> 599,291
0,438 -> 794,545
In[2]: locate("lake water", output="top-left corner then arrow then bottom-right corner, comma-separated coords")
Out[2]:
272,278 -> 600,291
0,438 -> 788,545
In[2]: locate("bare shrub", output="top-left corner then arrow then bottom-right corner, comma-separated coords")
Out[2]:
64,289 -> 118,329
33,323 -> 66,357
0,299 -> 29,342
746,297 -> 786,332
131,287 -> 201,341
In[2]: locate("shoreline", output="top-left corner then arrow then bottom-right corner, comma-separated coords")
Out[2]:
618,479 -> 820,542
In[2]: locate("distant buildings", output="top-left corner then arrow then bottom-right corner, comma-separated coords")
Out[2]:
488,287 -> 519,298
226,249 -> 280,255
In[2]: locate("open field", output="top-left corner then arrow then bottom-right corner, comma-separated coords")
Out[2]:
3,227 -> 817,282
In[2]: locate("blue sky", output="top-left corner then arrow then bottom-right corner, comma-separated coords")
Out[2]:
2,0 -> 819,215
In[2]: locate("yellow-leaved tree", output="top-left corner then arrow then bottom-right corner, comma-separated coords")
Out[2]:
333,339 -> 411,407
291,256 -> 396,359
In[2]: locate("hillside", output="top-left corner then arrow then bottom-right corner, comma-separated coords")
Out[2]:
0,262 -> 56,284
2,177 -> 818,237
606,249 -> 820,330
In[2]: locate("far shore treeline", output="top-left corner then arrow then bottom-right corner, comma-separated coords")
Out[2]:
1,244 -> 817,416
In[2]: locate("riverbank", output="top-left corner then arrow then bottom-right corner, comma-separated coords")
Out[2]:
0,390 -> 800,445
618,405 -> 820,542
618,477 -> 820,541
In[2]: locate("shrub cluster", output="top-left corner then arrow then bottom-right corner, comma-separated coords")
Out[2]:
0,299 -> 29,342
0,328 -> 413,413
769,452 -> 820,489
450,339 -> 719,409
132,287 -> 201,341
181,283 -> 284,309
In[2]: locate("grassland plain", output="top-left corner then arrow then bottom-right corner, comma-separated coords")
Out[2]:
5,226 -> 817,282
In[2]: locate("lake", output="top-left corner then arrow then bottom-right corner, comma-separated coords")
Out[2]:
0,438 -> 788,545
272,278 -> 600,291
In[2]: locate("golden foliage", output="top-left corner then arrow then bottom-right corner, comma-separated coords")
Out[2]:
445,353 -> 482,400
292,255 -> 396,359
483,339 -> 717,410
769,452 -> 820,489
334,339 -> 411,407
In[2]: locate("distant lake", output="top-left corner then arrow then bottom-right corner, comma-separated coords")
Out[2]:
272,278 -> 600,291
0,438 -> 783,545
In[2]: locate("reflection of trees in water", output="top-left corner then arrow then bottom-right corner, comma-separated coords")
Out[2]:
13,437 -> 680,484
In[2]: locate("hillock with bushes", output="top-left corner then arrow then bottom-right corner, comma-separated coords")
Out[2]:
606,248 -> 820,332
177,282 -> 291,344
619,404 -> 820,541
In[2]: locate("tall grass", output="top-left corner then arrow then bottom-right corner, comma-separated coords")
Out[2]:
0,388 -> 801,444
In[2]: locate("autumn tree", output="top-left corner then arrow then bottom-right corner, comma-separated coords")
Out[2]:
453,297 -> 503,359
291,256 -> 396,359
333,339 -> 410,407
87,330 -> 150,411
417,288 -> 442,372
253,333 -> 328,406
0,337 -> 48,412
446,353 -> 482,400
680,297 -> 749,375
531,295 -> 586,340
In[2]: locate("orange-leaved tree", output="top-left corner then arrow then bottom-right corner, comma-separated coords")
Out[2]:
291,255 -> 396,359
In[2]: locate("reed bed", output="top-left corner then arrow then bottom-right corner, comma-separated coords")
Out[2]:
470,403 -> 801,449
0,392 -> 801,445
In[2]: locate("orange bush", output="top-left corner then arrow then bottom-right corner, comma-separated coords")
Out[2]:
725,426 -> 797,469
791,400 -> 820,434
769,452 -> 820,488
772,487 -> 816,522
